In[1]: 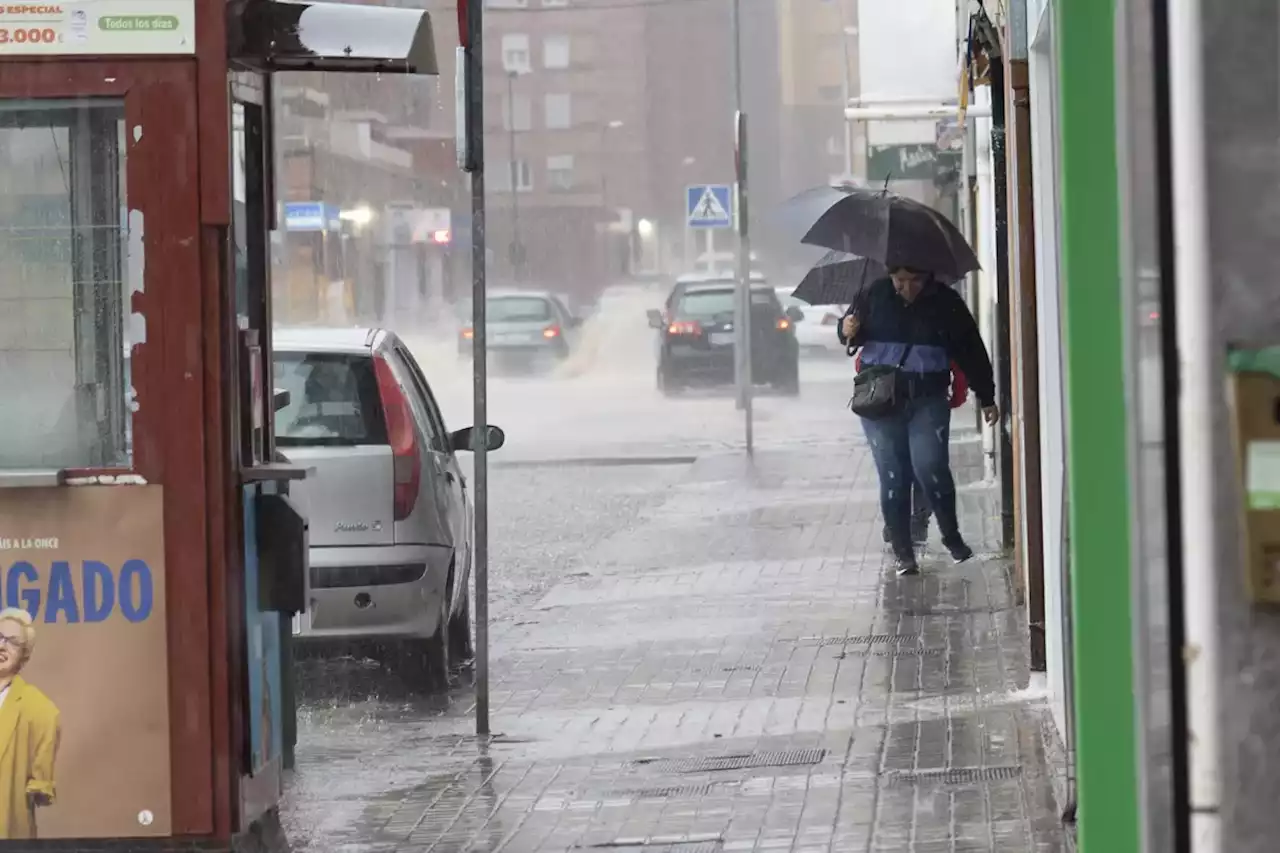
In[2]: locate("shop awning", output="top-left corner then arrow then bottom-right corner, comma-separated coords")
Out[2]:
229,0 -> 438,74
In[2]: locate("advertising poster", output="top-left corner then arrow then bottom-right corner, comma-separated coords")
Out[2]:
0,0 -> 194,56
0,486 -> 170,839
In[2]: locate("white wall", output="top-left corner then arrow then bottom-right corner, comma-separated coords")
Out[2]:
857,0 -> 960,100
1028,0 -> 1070,738
856,0 -> 960,147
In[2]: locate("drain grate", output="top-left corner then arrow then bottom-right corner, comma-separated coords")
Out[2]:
602,783 -> 722,800
886,766 -> 1023,787
804,633 -> 922,647
721,665 -> 761,673
837,647 -> 944,658
636,748 -> 826,774
584,842 -> 720,852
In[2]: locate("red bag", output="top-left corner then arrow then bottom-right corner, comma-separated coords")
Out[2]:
854,351 -> 969,409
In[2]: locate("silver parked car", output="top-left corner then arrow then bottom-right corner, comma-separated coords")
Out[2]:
272,327 -> 504,689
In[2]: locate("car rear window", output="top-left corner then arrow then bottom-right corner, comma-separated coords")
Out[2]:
675,289 -> 735,319
488,296 -> 552,322
676,288 -> 779,320
273,352 -> 388,447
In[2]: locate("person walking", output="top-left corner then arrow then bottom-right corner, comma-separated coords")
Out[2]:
840,266 -> 998,575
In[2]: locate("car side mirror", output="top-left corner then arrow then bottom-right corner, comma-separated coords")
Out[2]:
449,425 -> 506,453
646,309 -> 665,330
785,306 -> 805,323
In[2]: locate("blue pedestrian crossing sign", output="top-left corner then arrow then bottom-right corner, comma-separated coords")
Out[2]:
686,184 -> 733,229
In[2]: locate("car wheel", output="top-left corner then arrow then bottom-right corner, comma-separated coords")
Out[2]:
657,364 -> 680,396
775,363 -> 801,396
449,588 -> 474,662
396,594 -> 451,693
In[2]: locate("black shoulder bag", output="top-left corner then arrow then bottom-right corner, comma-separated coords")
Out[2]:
848,342 -> 913,420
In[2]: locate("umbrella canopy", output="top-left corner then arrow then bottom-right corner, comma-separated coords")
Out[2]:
790,251 -> 888,306
780,184 -> 980,280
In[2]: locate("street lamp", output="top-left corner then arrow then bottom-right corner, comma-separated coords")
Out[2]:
506,70 -> 524,279
600,119 -> 624,277
838,5 -> 858,179
339,205 -> 374,228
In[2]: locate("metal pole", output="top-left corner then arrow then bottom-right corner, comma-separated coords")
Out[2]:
507,71 -> 521,282
464,0 -> 490,738
600,126 -> 609,277
989,59 -> 1016,550
837,3 -> 854,178
730,0 -> 752,454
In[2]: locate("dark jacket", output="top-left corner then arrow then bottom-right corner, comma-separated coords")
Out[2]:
837,277 -> 996,407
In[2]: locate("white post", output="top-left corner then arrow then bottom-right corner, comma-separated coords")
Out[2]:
1170,0 -> 1221,849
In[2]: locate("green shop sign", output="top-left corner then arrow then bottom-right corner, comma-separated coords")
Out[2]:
868,144 -> 960,182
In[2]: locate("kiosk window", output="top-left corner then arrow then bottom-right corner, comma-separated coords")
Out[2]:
0,100 -> 130,470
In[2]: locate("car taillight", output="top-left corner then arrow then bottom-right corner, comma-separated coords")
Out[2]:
667,321 -> 702,336
461,327 -> 474,339
373,356 -> 420,522
543,325 -> 561,339
776,318 -> 791,330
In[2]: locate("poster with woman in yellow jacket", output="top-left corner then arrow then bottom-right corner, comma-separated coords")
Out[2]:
0,486 -> 170,839
0,607 -> 60,839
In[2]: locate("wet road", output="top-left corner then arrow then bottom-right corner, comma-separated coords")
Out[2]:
279,288 -> 1065,852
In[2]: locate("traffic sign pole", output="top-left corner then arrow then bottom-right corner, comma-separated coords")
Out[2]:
734,110 -> 752,454
730,0 -> 752,455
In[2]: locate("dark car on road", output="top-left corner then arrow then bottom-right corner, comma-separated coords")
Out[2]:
647,279 -> 802,395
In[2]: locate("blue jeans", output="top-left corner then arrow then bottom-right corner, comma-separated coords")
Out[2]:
861,393 -> 960,549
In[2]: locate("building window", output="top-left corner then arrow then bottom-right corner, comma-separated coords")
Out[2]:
501,34 -> 531,74
512,160 -> 533,191
488,159 -> 532,192
0,99 -> 132,470
544,93 -> 572,129
547,154 -> 575,190
543,35 -> 570,68
503,93 -> 532,131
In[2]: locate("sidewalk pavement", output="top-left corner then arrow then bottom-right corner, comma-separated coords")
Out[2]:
281,432 -> 1069,853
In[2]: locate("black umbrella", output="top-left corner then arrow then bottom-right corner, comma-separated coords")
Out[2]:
780,184 -> 980,280
790,251 -> 888,306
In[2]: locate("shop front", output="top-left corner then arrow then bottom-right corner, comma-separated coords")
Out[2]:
0,0 -> 438,845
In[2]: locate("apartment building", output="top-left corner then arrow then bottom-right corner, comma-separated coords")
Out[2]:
483,0 -> 651,293
778,0 -> 860,195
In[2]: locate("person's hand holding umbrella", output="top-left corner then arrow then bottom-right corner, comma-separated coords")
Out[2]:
840,313 -> 860,341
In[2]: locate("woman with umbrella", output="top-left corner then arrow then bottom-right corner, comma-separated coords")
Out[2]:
784,185 -> 998,576
840,266 -> 997,574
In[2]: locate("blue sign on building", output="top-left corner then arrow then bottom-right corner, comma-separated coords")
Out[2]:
686,184 -> 733,229
283,201 -> 340,233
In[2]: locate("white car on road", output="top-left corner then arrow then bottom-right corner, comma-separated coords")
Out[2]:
775,288 -> 847,356
273,327 -> 504,690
